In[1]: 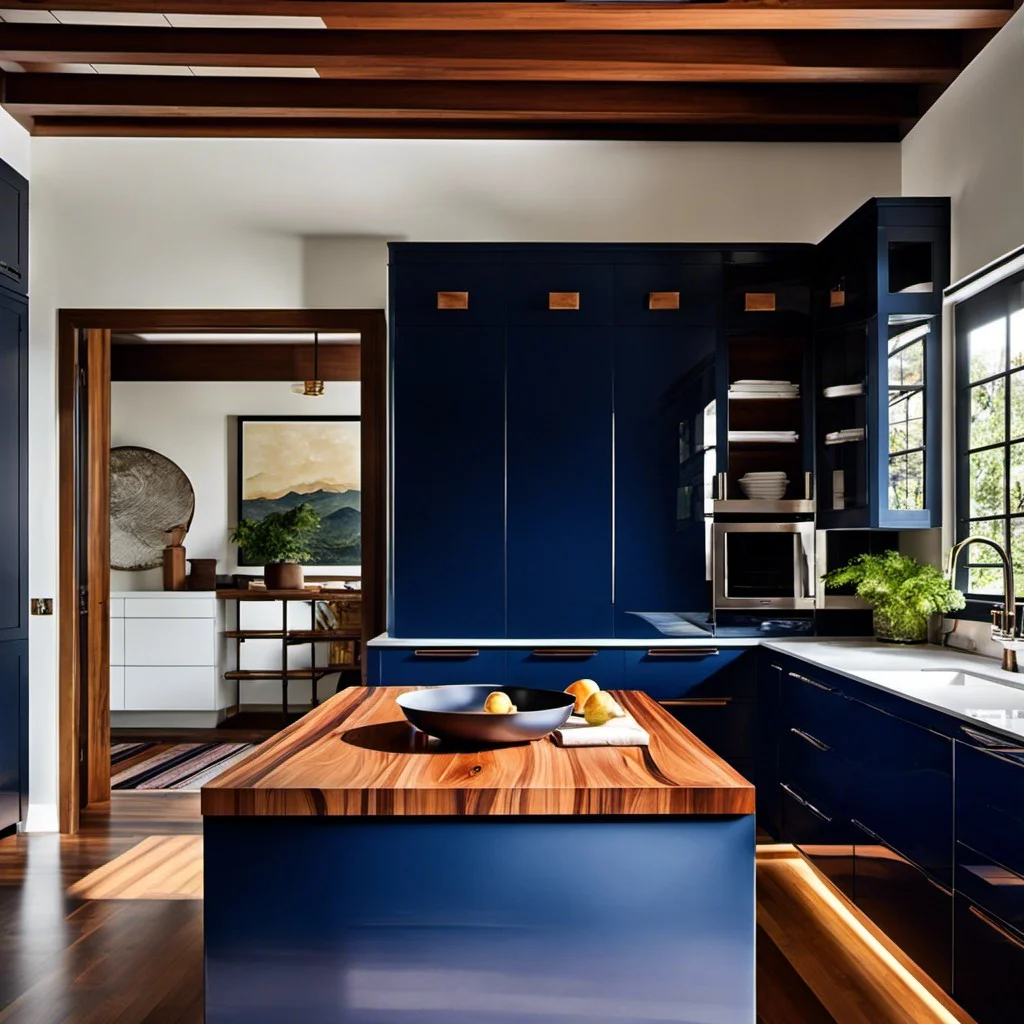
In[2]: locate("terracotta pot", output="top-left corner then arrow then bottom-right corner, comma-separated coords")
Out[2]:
264,562 -> 304,591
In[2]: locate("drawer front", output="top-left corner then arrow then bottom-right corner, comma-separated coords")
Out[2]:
622,648 -> 752,701
110,617 -> 125,667
954,893 -> 1024,1024
124,618 -> 216,667
848,699 -> 953,886
124,666 -> 217,711
659,698 -> 755,762
505,649 -> 624,690
109,666 -> 125,712
390,263 -> 505,326
505,263 -> 614,325
110,598 -> 125,618
956,742 -> 1024,881
956,842 -> 1024,937
854,820 -> 952,993
376,649 -> 507,687
780,725 -> 850,815
124,597 -> 216,619
782,666 -> 850,754
780,780 -> 844,848
613,263 -> 720,326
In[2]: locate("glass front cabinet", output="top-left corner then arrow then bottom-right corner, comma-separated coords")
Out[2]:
815,199 -> 949,529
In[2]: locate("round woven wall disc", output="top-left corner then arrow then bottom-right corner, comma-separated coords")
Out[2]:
110,446 -> 195,571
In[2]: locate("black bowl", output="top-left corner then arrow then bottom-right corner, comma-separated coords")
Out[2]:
395,685 -> 574,744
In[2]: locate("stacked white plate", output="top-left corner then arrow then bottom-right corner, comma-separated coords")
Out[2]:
739,472 -> 788,500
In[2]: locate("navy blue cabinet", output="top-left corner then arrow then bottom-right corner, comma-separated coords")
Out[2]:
506,323 -> 613,638
0,159 -> 27,296
954,893 -> 1024,1024
390,324 -> 506,638
0,281 -> 27,835
374,648 -> 507,687
613,327 -> 716,638
505,648 -> 623,689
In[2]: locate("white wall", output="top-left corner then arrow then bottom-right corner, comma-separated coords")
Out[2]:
902,6 -> 1024,281
110,379 -> 361,591
25,137 -> 901,826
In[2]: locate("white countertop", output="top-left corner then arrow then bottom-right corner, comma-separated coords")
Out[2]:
765,638 -> 1024,744
367,633 -> 760,649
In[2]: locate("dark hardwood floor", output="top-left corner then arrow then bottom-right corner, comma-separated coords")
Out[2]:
0,796 -> 968,1023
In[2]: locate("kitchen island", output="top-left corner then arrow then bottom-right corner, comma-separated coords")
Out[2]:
202,686 -> 755,1024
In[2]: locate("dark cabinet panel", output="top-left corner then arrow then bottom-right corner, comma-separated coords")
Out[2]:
852,820 -> 952,992
375,648 -> 507,686
622,648 -> 752,700
0,290 -> 26,644
612,263 -> 719,326
781,665 -> 851,755
506,324 -> 613,638
660,698 -> 755,763
613,327 -> 715,638
0,640 -> 26,832
390,325 -> 506,638
389,262 -> 504,326
505,263 -> 614,326
505,648 -> 623,690
954,893 -> 1024,1024
0,160 -> 27,295
844,698 -> 952,887
956,842 -> 1024,939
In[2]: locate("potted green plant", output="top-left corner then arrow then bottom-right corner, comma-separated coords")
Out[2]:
230,502 -> 321,591
823,550 -> 965,644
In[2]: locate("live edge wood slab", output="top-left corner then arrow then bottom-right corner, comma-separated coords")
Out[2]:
201,686 -> 754,817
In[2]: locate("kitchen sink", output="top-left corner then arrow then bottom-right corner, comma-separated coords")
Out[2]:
859,669 -> 1023,690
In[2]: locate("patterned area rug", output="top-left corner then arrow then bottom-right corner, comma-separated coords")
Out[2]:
111,741 -> 255,791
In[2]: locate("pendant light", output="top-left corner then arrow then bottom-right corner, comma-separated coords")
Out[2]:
302,332 -> 325,397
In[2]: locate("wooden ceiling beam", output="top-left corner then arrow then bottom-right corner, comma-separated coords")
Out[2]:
1,73 -> 922,123
28,116 -> 903,143
0,26 -> 962,84
0,1 -> 1011,31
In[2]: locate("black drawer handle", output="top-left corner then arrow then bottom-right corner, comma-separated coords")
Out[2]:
926,876 -> 953,898
0,260 -> 22,278
960,724 -> 1024,750
790,727 -> 830,752
412,649 -> 479,658
781,783 -> 832,824
788,671 -> 836,693
969,905 -> 1024,952
850,818 -> 882,842
646,647 -> 719,657
531,649 -> 597,658
660,697 -> 732,707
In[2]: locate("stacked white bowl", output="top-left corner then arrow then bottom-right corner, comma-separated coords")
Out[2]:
739,472 -> 788,500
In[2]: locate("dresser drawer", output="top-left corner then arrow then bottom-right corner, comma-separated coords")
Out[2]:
390,262 -> 505,326
613,262 -> 719,326
956,742 -> 1024,882
109,666 -> 125,712
124,618 -> 216,667
954,893 -> 1024,1024
110,617 -> 125,667
505,648 -> 624,690
376,648 -> 506,687
124,597 -> 216,619
622,648 -> 752,701
124,666 -> 218,711
505,263 -> 614,326
109,598 -> 125,619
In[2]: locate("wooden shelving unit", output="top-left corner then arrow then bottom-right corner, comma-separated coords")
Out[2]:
219,589 -> 361,717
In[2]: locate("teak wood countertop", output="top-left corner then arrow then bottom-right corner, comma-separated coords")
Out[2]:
201,687 -> 754,817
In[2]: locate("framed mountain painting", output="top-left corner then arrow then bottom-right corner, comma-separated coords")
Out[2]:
237,416 -> 360,567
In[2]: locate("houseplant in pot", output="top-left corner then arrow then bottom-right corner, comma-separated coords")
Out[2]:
230,502 -> 321,591
823,550 -> 965,644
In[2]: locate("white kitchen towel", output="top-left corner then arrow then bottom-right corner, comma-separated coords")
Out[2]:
552,713 -> 651,747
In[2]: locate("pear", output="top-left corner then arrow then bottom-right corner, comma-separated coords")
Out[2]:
565,678 -> 600,714
583,691 -> 625,726
483,691 -> 517,715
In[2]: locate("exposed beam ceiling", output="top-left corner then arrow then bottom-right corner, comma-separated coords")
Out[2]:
0,1 -> 1013,140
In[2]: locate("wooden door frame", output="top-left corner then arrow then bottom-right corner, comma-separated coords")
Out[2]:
57,308 -> 387,834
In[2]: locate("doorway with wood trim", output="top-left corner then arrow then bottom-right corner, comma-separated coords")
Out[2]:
57,309 -> 386,834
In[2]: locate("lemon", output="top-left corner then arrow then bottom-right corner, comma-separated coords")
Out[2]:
565,678 -> 600,714
583,691 -> 625,726
483,691 -> 516,715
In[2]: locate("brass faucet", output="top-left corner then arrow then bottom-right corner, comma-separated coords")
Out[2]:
946,536 -> 1020,672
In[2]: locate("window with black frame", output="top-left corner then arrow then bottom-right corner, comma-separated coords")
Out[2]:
955,269 -> 1024,603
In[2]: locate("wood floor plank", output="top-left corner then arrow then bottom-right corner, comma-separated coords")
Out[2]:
68,837 -> 203,900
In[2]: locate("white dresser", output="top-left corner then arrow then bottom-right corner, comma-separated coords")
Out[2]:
110,592 -> 230,713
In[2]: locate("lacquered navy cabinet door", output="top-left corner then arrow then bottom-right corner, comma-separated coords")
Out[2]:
0,160 -> 27,296
613,327 -> 715,637
391,325 -> 506,638
954,893 -> 1024,1024
0,641 -> 26,832
506,324 -> 613,638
